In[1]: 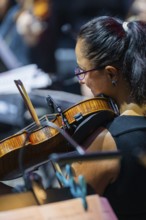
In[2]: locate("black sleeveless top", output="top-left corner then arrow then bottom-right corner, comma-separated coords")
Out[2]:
104,116 -> 146,220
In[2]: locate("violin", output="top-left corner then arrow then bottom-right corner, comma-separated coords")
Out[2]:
0,80 -> 118,180
17,0 -> 51,20
33,0 -> 52,20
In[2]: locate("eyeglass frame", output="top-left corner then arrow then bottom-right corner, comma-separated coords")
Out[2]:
74,66 -> 104,80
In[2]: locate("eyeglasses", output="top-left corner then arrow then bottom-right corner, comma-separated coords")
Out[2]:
74,66 -> 104,80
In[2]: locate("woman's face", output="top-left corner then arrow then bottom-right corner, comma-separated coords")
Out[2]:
75,39 -> 116,97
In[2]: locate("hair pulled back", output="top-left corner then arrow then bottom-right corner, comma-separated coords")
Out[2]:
77,16 -> 146,104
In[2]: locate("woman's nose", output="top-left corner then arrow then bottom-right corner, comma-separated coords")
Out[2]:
79,79 -> 85,84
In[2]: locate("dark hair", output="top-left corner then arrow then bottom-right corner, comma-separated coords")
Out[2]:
77,16 -> 146,105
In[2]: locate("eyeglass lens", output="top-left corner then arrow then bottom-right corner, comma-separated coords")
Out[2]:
75,67 -> 86,80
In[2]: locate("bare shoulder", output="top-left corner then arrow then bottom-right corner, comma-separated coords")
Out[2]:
86,128 -> 117,152
72,128 -> 120,194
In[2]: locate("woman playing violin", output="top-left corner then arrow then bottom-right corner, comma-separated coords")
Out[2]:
72,16 -> 146,220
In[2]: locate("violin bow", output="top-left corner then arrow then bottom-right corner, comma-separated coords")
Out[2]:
14,79 -> 64,187
14,80 -> 41,127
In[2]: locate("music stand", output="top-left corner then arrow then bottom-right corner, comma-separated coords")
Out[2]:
50,150 -> 121,164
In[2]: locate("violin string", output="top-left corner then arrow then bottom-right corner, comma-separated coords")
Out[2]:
16,113 -> 58,134
44,117 -> 85,155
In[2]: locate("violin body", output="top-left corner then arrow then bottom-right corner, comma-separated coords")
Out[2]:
0,97 -> 117,180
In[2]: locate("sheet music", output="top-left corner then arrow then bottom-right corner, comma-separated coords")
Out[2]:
0,64 -> 52,94
0,195 -> 118,220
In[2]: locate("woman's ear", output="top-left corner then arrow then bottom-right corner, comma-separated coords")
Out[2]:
105,65 -> 118,82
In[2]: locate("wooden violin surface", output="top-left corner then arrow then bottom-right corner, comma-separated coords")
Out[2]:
0,96 -> 117,180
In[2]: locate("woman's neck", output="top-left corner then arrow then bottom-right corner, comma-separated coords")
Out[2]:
120,103 -> 146,116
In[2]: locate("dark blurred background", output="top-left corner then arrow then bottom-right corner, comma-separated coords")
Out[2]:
0,0 -> 135,139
